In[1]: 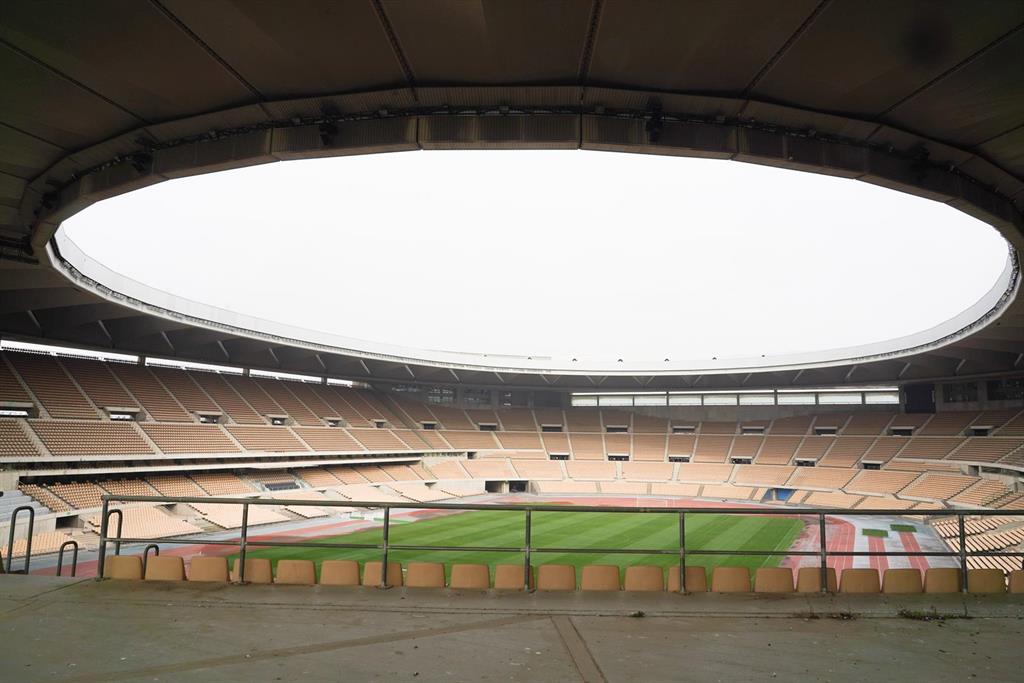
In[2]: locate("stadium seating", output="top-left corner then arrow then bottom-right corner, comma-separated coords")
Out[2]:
189,557 -> 229,582
754,567 -> 794,593
537,564 -> 576,591
104,555 -> 143,580
796,566 -> 837,593
450,563 -> 490,590
232,558 -> 272,584
839,569 -> 880,593
145,556 -> 185,581
623,565 -> 664,592
580,565 -> 620,591
882,568 -> 922,594
711,567 -> 750,592
320,560 -> 360,586
362,561 -> 402,587
406,562 -> 446,588
276,559 -> 316,585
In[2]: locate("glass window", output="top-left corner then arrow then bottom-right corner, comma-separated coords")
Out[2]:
668,394 -> 701,406
818,392 -> 862,405
739,394 -> 774,405
598,395 -> 633,407
777,393 -> 816,405
865,391 -> 899,404
634,394 -> 668,406
571,395 -> 598,407
987,379 -> 1024,401
942,382 -> 978,403
703,394 -> 738,406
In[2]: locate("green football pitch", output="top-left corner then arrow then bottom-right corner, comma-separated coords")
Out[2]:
232,510 -> 805,580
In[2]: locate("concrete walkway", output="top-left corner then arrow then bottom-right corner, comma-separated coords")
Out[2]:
1,575 -> 1021,682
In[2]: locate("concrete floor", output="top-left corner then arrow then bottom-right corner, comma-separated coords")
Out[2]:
1,575 -> 1022,683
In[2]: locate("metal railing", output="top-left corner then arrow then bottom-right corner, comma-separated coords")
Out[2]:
92,495 -> 1024,593
4,505 -> 35,574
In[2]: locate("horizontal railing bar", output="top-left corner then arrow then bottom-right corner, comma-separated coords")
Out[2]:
98,535 -> 1024,560
98,494 -> 1022,517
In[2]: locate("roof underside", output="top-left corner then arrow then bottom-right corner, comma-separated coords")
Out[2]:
0,0 -> 1022,391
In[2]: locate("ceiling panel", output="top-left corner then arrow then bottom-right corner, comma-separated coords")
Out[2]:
162,0 -> 408,98
752,0 -> 1023,117
0,0 -> 255,122
382,0 -> 592,85
588,0 -> 818,92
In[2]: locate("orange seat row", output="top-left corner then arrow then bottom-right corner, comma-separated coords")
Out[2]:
102,557 -> 1024,594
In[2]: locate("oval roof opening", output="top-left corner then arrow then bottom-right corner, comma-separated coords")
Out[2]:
60,150 -> 1011,373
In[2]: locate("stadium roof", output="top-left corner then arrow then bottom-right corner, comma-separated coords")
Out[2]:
0,1 -> 1022,391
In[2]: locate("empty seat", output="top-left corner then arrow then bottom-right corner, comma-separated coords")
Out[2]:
320,560 -> 360,587
362,561 -> 402,587
754,567 -> 794,593
537,564 -> 576,591
494,564 -> 533,590
189,557 -> 229,582
581,565 -> 620,591
450,564 -> 490,590
406,562 -> 446,588
104,555 -> 143,580
967,568 -> 1005,594
145,556 -> 185,581
231,558 -> 273,584
796,566 -> 837,593
839,569 -> 880,594
1009,570 -> 1024,594
924,568 -> 961,594
882,568 -> 922,594
276,559 -> 316,585
711,567 -> 751,593
623,565 -> 664,592
667,566 -> 708,592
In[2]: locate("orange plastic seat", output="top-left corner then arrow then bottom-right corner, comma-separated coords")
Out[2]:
144,556 -> 185,581
796,566 -> 837,593
711,566 -> 751,593
494,564 -> 534,590
967,568 -> 1005,594
319,560 -> 360,586
1008,570 -> 1024,594
882,568 -> 922,594
754,567 -> 793,593
537,564 -> 576,591
189,557 -> 229,582
580,565 -> 620,591
406,562 -> 445,588
924,568 -> 961,593
104,555 -> 143,580
231,558 -> 273,584
839,568 -> 880,594
450,564 -> 490,590
276,559 -> 316,585
623,565 -> 664,592
362,561 -> 402,587
668,566 -> 708,592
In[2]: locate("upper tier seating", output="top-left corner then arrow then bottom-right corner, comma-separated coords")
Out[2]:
253,378 -> 321,426
291,426 -> 364,451
440,430 -> 499,449
142,424 -> 241,454
190,472 -> 254,495
311,385 -> 370,427
29,420 -> 154,456
61,357 -> 136,409
189,372 -> 264,424
110,364 -> 191,422
0,354 -> 32,403
7,352 -> 97,418
148,367 -> 220,414
0,419 -> 40,457
225,375 -> 285,418
147,475 -> 207,498
225,425 -> 309,452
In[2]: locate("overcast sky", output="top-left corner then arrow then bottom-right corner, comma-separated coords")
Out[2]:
63,150 -> 1009,363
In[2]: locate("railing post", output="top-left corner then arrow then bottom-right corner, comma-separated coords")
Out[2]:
818,513 -> 828,593
97,498 -> 110,579
381,506 -> 391,588
524,509 -> 532,591
238,503 -> 250,583
142,544 -> 160,576
678,510 -> 687,594
5,505 -> 34,574
56,540 -> 79,578
109,509 -> 124,557
957,513 -> 968,593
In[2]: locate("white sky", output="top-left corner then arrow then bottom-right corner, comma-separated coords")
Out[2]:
63,150 -> 1009,363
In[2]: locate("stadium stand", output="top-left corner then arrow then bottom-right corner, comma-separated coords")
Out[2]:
7,352 -> 98,419
142,424 -> 241,454
109,364 -> 191,422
